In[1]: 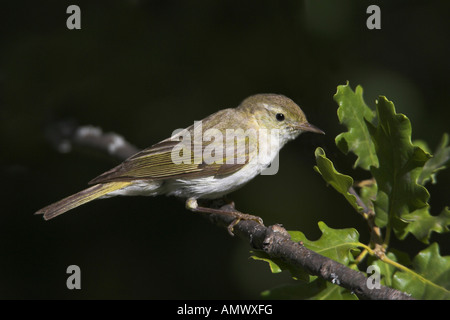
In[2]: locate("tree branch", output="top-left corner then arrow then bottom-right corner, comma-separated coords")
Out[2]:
208,210 -> 412,300
45,120 -> 140,161
46,121 -> 414,300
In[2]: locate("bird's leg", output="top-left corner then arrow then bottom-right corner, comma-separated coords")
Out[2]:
186,198 -> 264,236
210,196 -> 235,210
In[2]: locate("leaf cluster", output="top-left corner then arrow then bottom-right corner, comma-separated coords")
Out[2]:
252,83 -> 450,299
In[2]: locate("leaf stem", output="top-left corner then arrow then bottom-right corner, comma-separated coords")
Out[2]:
354,248 -> 369,264
356,242 -> 450,295
356,242 -> 375,255
380,254 -> 450,294
348,186 -> 384,247
383,225 -> 391,248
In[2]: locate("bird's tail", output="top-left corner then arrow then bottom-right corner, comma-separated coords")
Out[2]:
35,181 -> 132,220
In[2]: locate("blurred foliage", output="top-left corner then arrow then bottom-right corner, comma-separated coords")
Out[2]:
1,1 -> 449,299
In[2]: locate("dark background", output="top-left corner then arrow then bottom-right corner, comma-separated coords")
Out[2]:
1,0 -> 449,299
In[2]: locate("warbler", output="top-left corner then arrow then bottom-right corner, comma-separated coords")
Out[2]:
35,94 -> 324,232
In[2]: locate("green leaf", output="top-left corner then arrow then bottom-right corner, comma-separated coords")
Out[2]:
250,222 -> 361,283
418,133 -> 450,185
369,250 -> 411,287
367,96 -> 432,233
334,83 -> 378,170
393,243 -> 450,299
413,139 -> 431,154
359,180 -> 377,210
289,221 -> 361,266
314,147 -> 363,213
262,279 -> 357,300
371,252 -> 397,287
250,251 -> 311,282
250,251 -> 283,274
402,207 -> 450,243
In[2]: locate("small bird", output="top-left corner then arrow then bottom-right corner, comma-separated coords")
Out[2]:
35,94 -> 324,233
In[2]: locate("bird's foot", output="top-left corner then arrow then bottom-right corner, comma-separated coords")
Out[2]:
186,198 -> 264,236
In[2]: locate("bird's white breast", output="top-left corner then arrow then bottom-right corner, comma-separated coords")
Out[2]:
165,135 -> 286,199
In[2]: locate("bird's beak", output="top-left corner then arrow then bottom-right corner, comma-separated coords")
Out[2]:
294,122 -> 325,135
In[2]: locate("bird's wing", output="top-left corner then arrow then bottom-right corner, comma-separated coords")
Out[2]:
88,117 -> 252,184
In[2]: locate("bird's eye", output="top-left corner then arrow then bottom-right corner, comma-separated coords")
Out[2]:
276,113 -> 285,121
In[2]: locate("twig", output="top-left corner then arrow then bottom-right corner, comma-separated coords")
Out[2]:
208,209 -> 413,300
45,120 -> 140,160
45,120 -> 414,300
348,186 -> 384,253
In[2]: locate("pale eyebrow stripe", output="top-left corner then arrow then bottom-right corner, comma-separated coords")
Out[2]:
262,103 -> 279,113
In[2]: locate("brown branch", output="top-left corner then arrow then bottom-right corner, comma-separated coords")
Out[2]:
46,120 -> 140,161
208,210 -> 412,300
46,121 -> 414,300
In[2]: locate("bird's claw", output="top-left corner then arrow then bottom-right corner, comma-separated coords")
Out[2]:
227,213 -> 264,236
